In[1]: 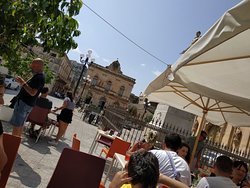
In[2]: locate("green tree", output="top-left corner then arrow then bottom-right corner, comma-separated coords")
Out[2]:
0,0 -> 82,62
4,52 -> 54,83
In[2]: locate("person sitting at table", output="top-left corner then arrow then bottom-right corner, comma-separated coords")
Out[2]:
177,142 -> 191,164
126,130 -> 157,156
196,155 -> 238,188
231,160 -> 250,188
109,151 -> 189,188
150,133 -> 191,186
28,87 -> 53,138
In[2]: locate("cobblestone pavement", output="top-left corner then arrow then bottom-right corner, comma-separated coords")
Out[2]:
2,93 -> 117,188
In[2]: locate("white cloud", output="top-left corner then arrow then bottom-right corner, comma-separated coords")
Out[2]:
141,63 -> 146,67
152,70 -> 162,77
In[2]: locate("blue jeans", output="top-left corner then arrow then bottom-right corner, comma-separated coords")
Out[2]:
10,99 -> 33,127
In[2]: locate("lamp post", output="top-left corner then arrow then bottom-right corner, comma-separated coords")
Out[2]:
141,98 -> 151,120
73,50 -> 95,96
79,75 -> 91,99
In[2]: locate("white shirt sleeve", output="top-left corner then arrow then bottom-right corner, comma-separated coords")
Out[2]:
196,177 -> 209,188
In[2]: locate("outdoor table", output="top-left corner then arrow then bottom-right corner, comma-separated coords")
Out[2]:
89,129 -> 117,154
104,153 -> 127,184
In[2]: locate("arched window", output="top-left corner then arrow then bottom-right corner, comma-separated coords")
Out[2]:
118,86 -> 125,96
105,81 -> 112,92
91,76 -> 98,86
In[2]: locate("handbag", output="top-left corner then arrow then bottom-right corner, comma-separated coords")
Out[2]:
0,105 -> 14,122
9,95 -> 19,109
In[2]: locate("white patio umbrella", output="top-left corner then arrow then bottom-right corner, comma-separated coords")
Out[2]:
144,0 -> 250,166
144,76 -> 250,166
170,0 -> 250,112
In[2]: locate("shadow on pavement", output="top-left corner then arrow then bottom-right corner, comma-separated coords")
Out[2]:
10,154 -> 41,188
21,135 -> 52,155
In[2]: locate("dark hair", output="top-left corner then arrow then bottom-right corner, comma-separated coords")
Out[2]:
66,91 -> 73,102
233,160 -> 248,174
215,155 -> 233,174
164,133 -> 182,152
41,87 -> 49,94
178,142 -> 191,163
128,151 -> 159,188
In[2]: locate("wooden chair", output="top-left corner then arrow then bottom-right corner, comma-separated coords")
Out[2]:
0,133 -> 21,188
26,106 -> 50,143
47,148 -> 106,188
71,133 -> 80,151
100,137 -> 131,159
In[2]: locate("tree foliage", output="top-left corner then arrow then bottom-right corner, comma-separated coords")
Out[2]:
0,0 -> 82,62
4,52 -> 54,83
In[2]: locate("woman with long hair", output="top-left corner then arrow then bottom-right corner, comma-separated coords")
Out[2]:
48,91 -> 75,146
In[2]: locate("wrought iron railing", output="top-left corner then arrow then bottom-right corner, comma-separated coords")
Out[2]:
101,107 -> 250,166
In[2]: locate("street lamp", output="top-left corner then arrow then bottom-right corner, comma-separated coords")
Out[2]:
79,75 -> 91,99
73,50 -> 95,96
142,98 -> 151,120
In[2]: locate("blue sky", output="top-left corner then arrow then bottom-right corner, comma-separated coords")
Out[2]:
67,0 -> 240,96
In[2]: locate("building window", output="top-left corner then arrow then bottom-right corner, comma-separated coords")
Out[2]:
118,86 -> 125,96
91,76 -> 98,86
105,81 -> 112,92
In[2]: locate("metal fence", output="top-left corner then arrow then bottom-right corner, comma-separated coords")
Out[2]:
101,107 -> 250,166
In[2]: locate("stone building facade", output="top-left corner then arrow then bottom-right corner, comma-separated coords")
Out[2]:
203,122 -> 250,155
81,60 -> 135,109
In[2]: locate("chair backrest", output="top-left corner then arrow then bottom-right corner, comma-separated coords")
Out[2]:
26,106 -> 50,126
97,135 -> 113,147
106,138 -> 131,158
47,148 -> 106,188
71,133 -> 81,151
0,133 -> 21,188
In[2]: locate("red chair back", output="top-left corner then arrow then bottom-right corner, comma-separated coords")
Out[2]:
97,135 -> 113,147
26,106 -> 50,126
47,148 -> 106,188
0,133 -> 21,188
106,138 -> 131,158
72,134 -> 81,151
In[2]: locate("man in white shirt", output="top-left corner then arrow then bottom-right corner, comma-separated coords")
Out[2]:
197,155 -> 237,188
150,133 -> 191,186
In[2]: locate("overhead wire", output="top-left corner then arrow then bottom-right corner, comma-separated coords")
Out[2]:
83,2 -> 169,66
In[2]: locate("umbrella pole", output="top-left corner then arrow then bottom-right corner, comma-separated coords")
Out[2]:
189,109 -> 208,169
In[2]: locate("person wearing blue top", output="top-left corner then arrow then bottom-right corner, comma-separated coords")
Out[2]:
48,91 -> 75,146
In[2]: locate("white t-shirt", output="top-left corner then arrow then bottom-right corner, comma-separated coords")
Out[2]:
197,176 -> 238,188
150,150 -> 191,186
